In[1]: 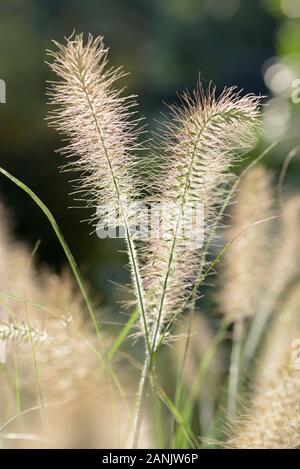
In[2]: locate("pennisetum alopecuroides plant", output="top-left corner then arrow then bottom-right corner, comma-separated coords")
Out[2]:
46,33 -> 262,447
1,28 -> 300,449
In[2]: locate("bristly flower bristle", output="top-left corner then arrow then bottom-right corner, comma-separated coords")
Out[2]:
142,84 -> 261,349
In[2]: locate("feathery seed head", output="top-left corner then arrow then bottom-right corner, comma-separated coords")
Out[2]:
142,85 -> 261,345
47,34 -> 155,350
47,34 -> 145,232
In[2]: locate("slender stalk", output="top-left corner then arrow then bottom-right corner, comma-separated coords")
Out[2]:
130,355 -> 150,448
277,145 -> 300,208
0,402 -> 66,434
243,309 -> 270,366
152,377 -> 200,449
108,308 -> 139,361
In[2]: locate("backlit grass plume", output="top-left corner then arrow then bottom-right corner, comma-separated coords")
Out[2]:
46,34 -> 150,352
143,86 -> 261,351
0,200 -> 83,363
0,201 -> 83,341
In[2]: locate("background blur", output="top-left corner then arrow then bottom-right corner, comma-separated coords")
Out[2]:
0,0 -> 300,306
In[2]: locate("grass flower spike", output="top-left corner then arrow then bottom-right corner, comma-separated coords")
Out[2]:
143,86 -> 261,351
47,34 -> 150,351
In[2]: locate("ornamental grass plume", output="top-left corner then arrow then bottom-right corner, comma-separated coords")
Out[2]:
46,34 -> 150,352
1,318 -> 140,449
218,165 -> 274,322
142,86 -> 261,352
246,196 -> 300,380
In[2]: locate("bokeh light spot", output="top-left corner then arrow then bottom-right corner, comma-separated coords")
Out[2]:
281,0 -> 300,18
264,61 -> 294,93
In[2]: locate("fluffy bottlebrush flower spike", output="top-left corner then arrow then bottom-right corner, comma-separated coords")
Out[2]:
47,34 -> 150,350
142,85 -> 261,349
218,165 -> 274,322
228,358 -> 300,448
47,33 -> 145,215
